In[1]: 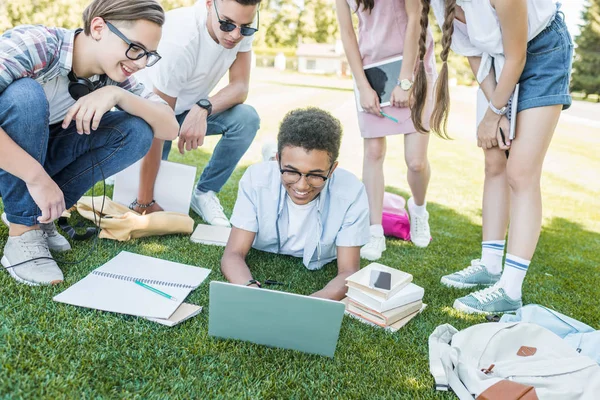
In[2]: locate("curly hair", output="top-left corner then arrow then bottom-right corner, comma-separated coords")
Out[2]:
277,107 -> 343,163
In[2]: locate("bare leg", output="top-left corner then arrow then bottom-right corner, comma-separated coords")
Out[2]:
482,147 -> 510,242
133,138 -> 164,214
362,137 -> 386,225
404,132 -> 431,205
505,105 -> 561,259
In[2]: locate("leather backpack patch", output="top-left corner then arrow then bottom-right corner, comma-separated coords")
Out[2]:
517,346 -> 537,357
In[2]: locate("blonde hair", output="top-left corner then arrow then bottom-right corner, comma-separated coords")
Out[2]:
82,0 -> 165,35
410,0 -> 456,139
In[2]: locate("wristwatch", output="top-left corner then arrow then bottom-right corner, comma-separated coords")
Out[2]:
488,101 -> 508,115
196,98 -> 212,116
397,78 -> 413,91
246,279 -> 262,288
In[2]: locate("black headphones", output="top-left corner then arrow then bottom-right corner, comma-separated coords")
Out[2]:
67,70 -> 109,101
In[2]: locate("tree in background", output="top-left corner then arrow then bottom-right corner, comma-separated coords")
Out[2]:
571,0 -> 600,96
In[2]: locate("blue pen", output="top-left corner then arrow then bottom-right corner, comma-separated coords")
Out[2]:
134,280 -> 179,302
380,111 -> 399,123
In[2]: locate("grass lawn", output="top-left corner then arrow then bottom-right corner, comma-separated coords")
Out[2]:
1,68 -> 599,399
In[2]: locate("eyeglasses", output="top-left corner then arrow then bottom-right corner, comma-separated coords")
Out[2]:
279,164 -> 333,188
213,0 -> 259,37
105,21 -> 162,67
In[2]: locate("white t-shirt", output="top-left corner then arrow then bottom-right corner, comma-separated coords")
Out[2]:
136,1 -> 254,115
279,196 -> 318,257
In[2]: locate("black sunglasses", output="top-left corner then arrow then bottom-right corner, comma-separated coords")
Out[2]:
105,21 -> 161,67
213,0 -> 259,37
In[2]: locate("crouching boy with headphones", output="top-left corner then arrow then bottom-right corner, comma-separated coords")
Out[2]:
0,0 -> 179,286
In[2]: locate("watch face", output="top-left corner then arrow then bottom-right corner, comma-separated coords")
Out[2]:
400,80 -> 413,91
198,100 -> 210,107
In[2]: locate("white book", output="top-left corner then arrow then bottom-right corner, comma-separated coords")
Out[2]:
53,251 -> 211,319
113,160 -> 197,215
190,224 -> 231,247
353,56 -> 403,112
343,298 -> 427,333
346,283 -> 424,313
345,263 -> 412,300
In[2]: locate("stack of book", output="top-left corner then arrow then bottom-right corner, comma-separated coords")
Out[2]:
342,263 -> 425,332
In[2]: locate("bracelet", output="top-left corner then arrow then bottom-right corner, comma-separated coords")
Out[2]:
129,199 -> 156,210
246,279 -> 262,288
488,101 -> 508,116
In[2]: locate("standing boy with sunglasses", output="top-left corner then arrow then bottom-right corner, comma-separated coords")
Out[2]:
0,0 -> 179,286
133,0 -> 261,227
221,108 -> 370,300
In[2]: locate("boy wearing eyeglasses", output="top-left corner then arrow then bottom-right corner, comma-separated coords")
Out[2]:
133,0 -> 261,227
221,108 -> 370,300
0,0 -> 179,286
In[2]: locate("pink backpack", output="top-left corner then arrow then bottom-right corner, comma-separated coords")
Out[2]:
382,192 -> 411,241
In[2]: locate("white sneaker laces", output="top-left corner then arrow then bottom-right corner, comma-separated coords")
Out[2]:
472,285 -> 502,303
203,193 -> 225,216
412,213 -> 429,237
456,260 -> 485,277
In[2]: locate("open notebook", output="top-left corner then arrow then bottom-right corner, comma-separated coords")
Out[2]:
53,251 -> 211,320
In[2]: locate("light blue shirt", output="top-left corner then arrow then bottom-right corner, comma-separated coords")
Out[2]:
230,161 -> 370,270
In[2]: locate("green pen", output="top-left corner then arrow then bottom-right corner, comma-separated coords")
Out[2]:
380,111 -> 399,123
134,280 -> 179,302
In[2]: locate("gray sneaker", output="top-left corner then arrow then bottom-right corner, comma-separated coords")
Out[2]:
40,221 -> 71,252
1,212 -> 71,252
441,259 -> 501,289
453,284 -> 522,314
1,229 -> 64,286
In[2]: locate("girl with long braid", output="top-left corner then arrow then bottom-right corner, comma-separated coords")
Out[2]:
336,0 -> 437,261
412,0 -> 573,314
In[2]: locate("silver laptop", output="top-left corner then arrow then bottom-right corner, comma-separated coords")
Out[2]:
208,281 -> 346,357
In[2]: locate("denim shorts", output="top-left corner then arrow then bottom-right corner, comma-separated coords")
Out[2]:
518,12 -> 574,112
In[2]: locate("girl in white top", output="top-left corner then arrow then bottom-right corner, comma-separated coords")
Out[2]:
411,0 -> 573,314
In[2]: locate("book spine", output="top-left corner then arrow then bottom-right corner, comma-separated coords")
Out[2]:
92,271 -> 196,289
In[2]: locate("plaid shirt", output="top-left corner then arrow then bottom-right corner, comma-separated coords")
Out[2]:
0,24 -> 163,103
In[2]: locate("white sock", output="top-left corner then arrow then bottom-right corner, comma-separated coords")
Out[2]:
370,224 -> 384,237
481,240 -> 505,275
500,253 -> 530,300
408,197 -> 427,217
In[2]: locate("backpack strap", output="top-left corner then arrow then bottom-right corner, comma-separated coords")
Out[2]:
429,324 -> 475,399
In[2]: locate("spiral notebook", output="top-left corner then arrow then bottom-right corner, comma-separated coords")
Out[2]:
53,251 -> 211,320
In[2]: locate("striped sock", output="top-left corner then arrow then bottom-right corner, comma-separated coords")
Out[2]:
500,254 -> 530,299
481,240 -> 505,274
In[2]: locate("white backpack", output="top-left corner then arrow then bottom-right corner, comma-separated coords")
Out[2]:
429,322 -> 600,399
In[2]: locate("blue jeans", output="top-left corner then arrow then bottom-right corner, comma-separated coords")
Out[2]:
0,78 -> 154,226
162,104 -> 260,193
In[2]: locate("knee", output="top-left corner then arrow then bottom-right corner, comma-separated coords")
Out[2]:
120,116 -> 154,160
484,157 -> 506,178
230,104 -> 260,137
0,78 -> 48,127
363,140 -> 385,163
506,164 -> 539,192
406,157 -> 428,174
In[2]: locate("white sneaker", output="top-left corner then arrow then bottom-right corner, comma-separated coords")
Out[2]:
1,229 -> 64,286
190,190 -> 231,227
408,198 -> 431,248
1,212 -> 71,252
261,140 -> 278,162
360,235 -> 386,261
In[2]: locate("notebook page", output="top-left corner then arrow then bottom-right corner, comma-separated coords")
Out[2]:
53,252 -> 211,319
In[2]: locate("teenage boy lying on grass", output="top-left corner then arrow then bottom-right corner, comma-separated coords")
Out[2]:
221,107 -> 370,300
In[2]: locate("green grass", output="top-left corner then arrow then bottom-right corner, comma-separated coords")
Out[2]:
1,69 -> 600,399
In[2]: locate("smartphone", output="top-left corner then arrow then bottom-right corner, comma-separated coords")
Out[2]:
369,270 -> 392,290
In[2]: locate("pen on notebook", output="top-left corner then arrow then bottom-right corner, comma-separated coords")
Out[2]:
380,111 -> 399,123
134,280 -> 179,302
